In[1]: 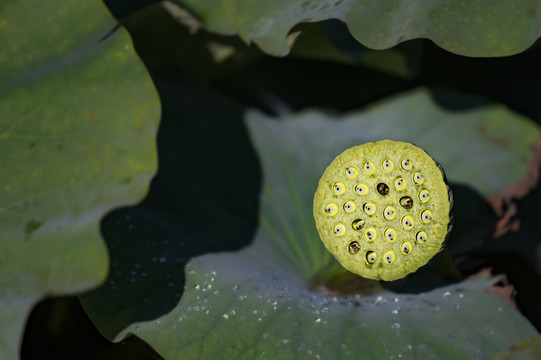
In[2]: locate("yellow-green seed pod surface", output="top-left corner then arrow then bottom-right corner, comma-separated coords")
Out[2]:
313,140 -> 452,281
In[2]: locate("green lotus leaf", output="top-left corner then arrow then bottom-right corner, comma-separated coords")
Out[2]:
82,86 -> 538,359
176,0 -> 541,57
0,0 -> 160,358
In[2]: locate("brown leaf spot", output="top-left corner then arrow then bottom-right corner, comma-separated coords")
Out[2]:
487,136 -> 541,238
468,268 -> 517,309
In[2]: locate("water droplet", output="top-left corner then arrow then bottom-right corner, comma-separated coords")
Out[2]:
282,339 -> 290,345
443,291 -> 451,298
194,284 -> 200,290
404,345 -> 413,351
433,306 -> 440,313
392,309 -> 399,314
159,257 -> 166,263
314,318 -> 321,323
222,314 -> 229,320
392,323 -> 400,329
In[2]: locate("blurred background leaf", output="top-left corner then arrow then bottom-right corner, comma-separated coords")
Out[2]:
0,0 -> 160,358
176,0 -> 541,57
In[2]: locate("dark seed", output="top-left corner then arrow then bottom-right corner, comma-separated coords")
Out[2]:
399,196 -> 413,209
377,183 -> 389,196
348,241 -> 361,254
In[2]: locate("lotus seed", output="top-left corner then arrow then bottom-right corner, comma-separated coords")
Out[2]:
363,202 -> 376,215
383,206 -> 396,220
324,203 -> 338,216
418,190 -> 430,203
332,182 -> 346,195
401,159 -> 412,170
352,219 -> 365,230
355,183 -> 369,195
399,196 -> 413,209
383,250 -> 396,264
343,200 -> 356,213
377,182 -> 390,195
348,241 -> 361,254
363,161 -> 375,174
364,227 -> 377,242
333,224 -> 346,236
382,159 -> 394,172
394,178 -> 406,190
384,228 -> 396,242
345,166 -> 359,179
366,251 -> 377,264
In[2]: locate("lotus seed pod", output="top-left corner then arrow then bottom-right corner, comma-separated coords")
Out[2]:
313,140 -> 452,281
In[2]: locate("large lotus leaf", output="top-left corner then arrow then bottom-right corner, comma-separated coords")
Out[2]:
82,86 -> 538,359
176,0 -> 541,57
0,0 -> 160,358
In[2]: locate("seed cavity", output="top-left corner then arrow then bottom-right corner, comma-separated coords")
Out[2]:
384,228 -> 396,242
382,159 -> 394,172
343,200 -> 356,213
399,196 -> 413,209
363,161 -> 376,175
366,251 -> 377,264
348,241 -> 361,254
352,219 -> 365,230
421,210 -> 433,223
324,203 -> 338,216
400,241 -> 413,255
413,172 -> 424,185
383,250 -> 396,264
401,215 -> 414,230
363,202 -> 376,215
364,227 -> 377,242
333,224 -> 346,236
332,182 -> 346,195
355,183 -> 369,196
401,159 -> 412,170
416,231 -> 427,244
345,166 -> 359,179
376,182 -> 390,196
383,206 -> 396,220
394,178 -> 406,191
418,190 -> 430,203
